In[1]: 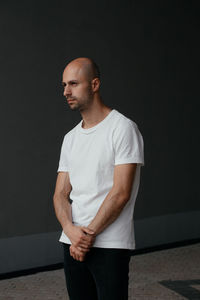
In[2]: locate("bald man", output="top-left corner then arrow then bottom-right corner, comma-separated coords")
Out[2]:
53,57 -> 144,300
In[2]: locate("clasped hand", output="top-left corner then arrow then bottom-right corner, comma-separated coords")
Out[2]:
65,225 -> 96,261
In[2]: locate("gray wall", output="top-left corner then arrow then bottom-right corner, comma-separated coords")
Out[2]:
0,0 -> 199,273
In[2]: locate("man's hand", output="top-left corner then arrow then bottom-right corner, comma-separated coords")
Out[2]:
65,224 -> 96,251
69,244 -> 88,261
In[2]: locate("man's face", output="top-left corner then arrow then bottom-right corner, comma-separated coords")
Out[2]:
62,64 -> 93,111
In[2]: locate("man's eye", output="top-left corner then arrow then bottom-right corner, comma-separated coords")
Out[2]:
72,82 -> 77,85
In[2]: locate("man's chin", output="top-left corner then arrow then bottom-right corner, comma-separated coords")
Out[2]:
69,106 -> 80,111
67,102 -> 78,110
68,102 -> 83,112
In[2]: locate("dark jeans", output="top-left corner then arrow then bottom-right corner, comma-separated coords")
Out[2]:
63,243 -> 131,300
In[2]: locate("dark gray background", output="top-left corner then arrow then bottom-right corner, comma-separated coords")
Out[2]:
0,0 -> 199,241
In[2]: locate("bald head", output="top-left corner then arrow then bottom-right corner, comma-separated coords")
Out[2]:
64,57 -> 100,81
62,57 -> 101,111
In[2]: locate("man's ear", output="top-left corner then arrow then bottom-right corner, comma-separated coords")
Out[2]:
92,78 -> 100,92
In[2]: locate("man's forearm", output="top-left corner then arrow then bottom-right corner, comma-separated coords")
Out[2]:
53,192 -> 73,233
87,189 -> 129,235
53,192 -> 95,251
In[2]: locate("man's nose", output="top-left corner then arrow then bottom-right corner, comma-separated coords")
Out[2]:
63,85 -> 71,97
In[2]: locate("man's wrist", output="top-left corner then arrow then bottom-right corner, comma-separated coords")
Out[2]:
63,221 -> 74,236
86,226 -> 97,240
87,225 -> 97,236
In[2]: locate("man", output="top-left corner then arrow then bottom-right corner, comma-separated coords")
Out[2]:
53,57 -> 144,300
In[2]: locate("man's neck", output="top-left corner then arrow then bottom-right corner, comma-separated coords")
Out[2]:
81,101 -> 112,129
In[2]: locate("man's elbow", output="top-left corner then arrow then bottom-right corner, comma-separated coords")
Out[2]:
53,191 -> 62,205
53,193 -> 59,207
53,190 -> 70,205
115,191 -> 131,208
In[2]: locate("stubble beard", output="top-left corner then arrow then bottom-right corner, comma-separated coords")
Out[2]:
68,89 -> 94,112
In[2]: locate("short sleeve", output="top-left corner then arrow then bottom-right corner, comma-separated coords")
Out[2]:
57,135 -> 69,172
113,120 -> 144,166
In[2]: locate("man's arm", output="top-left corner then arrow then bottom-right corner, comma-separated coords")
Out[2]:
53,172 -> 95,260
87,163 -> 137,235
53,172 -> 73,231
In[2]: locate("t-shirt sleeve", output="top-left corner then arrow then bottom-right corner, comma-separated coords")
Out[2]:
113,120 -> 144,166
57,135 -> 69,172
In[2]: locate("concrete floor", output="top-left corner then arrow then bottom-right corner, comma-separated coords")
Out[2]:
0,243 -> 200,300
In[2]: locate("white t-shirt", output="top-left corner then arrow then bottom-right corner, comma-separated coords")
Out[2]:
57,109 -> 144,249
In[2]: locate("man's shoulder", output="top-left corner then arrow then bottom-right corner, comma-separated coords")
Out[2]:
112,109 -> 138,130
62,120 -> 81,142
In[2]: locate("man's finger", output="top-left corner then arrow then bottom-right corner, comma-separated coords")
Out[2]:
80,235 -> 93,245
79,242 -> 91,249
77,246 -> 89,253
69,246 -> 73,255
